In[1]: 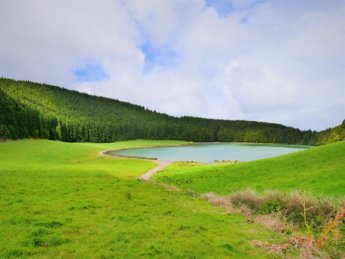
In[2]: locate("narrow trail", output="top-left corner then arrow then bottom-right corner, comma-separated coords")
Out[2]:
138,160 -> 172,181
98,149 -> 171,181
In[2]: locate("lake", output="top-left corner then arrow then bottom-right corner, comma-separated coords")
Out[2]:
109,143 -> 308,163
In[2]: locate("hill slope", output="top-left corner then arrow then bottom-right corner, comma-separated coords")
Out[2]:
155,140 -> 345,197
0,139 -> 286,258
0,78 -> 343,144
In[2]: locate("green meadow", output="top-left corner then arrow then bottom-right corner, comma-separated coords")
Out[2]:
0,140 -> 289,258
153,141 -> 345,256
155,140 -> 345,198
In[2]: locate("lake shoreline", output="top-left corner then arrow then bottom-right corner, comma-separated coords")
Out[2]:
106,142 -> 309,163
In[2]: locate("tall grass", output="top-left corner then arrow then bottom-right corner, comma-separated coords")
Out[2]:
221,190 -> 344,258
228,190 -> 341,232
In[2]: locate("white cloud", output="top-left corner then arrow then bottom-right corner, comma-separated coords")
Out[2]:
0,0 -> 344,130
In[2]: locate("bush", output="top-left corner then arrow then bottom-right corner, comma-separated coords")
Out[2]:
229,190 -> 340,232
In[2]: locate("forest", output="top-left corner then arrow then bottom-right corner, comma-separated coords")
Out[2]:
0,78 -> 344,145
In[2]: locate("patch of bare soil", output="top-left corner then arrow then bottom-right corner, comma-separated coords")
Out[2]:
138,160 -> 172,181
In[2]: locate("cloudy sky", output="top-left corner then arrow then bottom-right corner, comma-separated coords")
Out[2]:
1,0 -> 344,130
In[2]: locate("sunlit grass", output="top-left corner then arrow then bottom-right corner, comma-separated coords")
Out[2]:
0,139 -> 288,258
155,141 -> 345,198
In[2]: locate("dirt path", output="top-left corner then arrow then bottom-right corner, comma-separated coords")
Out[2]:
138,160 -> 172,181
98,149 -> 171,181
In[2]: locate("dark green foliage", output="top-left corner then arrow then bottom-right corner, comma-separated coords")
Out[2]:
0,78 -> 343,144
0,87 -> 57,140
314,121 -> 345,145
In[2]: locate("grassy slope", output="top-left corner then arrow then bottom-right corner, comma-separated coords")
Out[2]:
0,140 -> 286,258
155,141 -> 345,198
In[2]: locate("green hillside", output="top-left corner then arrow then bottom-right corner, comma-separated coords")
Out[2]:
2,77 -> 338,144
155,140 -> 345,197
0,139 -> 287,258
315,121 -> 345,145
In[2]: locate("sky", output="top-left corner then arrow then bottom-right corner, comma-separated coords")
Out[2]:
0,0 -> 344,130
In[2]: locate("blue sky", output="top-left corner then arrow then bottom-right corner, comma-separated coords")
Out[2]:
74,62 -> 108,82
205,0 -> 266,16
0,0 -> 344,130
205,0 -> 235,16
140,40 -> 179,73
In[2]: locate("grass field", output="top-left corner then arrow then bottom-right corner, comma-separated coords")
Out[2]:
0,140 -> 289,258
154,141 -> 345,198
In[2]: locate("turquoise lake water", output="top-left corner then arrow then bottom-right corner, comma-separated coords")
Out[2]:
110,143 -> 308,163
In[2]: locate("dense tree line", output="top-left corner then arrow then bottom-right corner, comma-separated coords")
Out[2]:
0,78 -> 343,145
0,88 -> 58,140
314,120 -> 345,145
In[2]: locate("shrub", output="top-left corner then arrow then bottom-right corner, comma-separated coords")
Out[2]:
228,190 -> 340,232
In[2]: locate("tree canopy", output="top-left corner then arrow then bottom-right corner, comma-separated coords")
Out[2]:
0,78 -> 343,145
